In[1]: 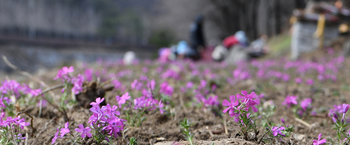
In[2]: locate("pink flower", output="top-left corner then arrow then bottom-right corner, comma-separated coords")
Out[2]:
222,95 -> 241,122
75,124 -> 92,138
60,122 -> 70,137
11,117 -> 29,130
282,74 -> 290,82
258,93 -> 265,98
160,82 -> 173,96
106,117 -> 125,138
37,99 -> 48,107
148,80 -> 156,90
88,113 -> 99,125
271,126 -> 285,136
71,74 -> 84,94
112,80 -> 122,90
317,75 -> 324,81
333,113 -> 339,123
281,118 -> 285,124
200,80 -> 207,88
54,66 -> 74,80
256,69 -> 264,78
342,104 -> 350,114
30,89 -> 42,96
222,95 -> 239,114
236,91 -> 260,112
341,104 -> 350,123
332,116 -> 337,123
63,66 -> 74,73
301,98 -> 312,111
313,134 -> 326,145
116,93 -> 131,108
295,78 -> 302,84
282,95 -> 298,108
52,128 -> 60,144
101,104 -> 120,117
84,69 -> 93,81
229,110 -> 241,122
186,82 -> 194,89
90,97 -> 104,107
203,95 -> 219,107
306,79 -> 314,85
328,104 -> 342,117
131,79 -> 138,90
158,101 -> 164,114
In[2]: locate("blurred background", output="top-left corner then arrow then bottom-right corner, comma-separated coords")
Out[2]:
0,0 -> 348,72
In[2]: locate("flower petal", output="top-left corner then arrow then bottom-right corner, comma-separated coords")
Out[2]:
318,139 -> 326,144
86,132 -> 92,138
236,94 -> 244,99
222,100 -> 230,106
241,90 -> 247,96
229,95 -> 236,102
233,100 -> 239,106
251,106 -> 258,112
223,107 -> 230,113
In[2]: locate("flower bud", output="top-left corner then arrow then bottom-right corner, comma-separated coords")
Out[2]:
342,104 -> 350,114
332,117 -> 337,123
333,113 -> 339,120
281,118 -> 285,124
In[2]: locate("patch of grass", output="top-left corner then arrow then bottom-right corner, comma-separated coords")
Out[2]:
266,34 -> 291,58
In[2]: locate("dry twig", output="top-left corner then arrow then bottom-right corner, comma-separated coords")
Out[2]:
16,111 -> 36,136
223,116 -> 228,135
2,55 -> 52,89
25,133 -> 28,145
35,84 -> 64,98
295,118 -> 311,128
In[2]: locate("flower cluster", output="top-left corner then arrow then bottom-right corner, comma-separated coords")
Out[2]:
0,80 -> 41,120
1,48 -> 347,144
54,66 -> 83,94
51,121 -> 95,144
329,104 -> 345,117
282,95 -> 314,117
282,95 -> 298,108
222,91 -> 260,122
52,122 -> 71,144
332,104 -> 350,124
54,66 -> 74,81
0,116 -> 29,130
89,97 -> 125,140
0,115 -> 29,143
330,104 -> 350,143
0,79 -> 41,98
227,55 -> 344,85
133,93 -> 164,114
159,82 -> 173,96
271,126 -> 285,136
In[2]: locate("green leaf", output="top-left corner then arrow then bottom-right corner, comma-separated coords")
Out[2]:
130,137 -> 138,145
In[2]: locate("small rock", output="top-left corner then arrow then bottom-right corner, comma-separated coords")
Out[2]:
292,133 -> 305,141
